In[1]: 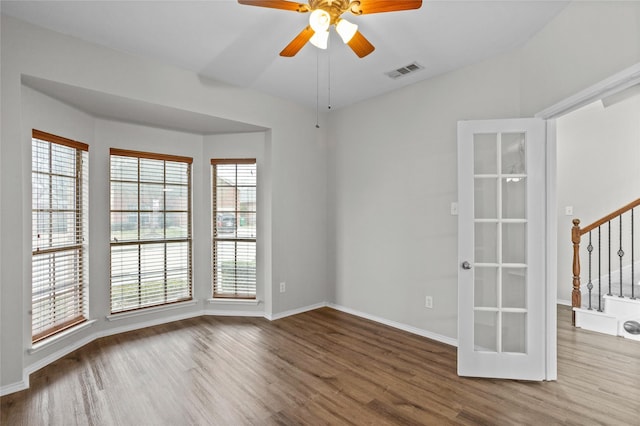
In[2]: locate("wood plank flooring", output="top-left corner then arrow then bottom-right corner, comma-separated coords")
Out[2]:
2,306 -> 639,425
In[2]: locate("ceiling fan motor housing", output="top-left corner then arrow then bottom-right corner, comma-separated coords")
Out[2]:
308,0 -> 361,24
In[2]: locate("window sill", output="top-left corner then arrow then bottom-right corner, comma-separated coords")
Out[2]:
208,298 -> 260,306
29,319 -> 97,354
106,299 -> 199,322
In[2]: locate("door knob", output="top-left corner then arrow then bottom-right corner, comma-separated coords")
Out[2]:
461,261 -> 472,270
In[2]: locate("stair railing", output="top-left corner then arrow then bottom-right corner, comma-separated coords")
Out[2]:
571,198 -> 640,325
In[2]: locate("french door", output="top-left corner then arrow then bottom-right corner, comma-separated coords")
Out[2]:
457,118 -> 546,380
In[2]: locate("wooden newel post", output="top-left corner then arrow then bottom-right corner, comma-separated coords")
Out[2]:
571,219 -> 582,325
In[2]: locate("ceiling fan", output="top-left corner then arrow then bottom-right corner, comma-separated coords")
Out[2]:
237,0 -> 423,58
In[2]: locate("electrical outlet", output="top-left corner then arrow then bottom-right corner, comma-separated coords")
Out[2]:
280,282 -> 286,293
565,206 -> 574,216
425,296 -> 433,309
450,202 -> 458,216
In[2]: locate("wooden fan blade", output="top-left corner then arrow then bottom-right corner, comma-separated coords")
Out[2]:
280,26 -> 315,57
351,0 -> 422,15
347,31 -> 375,58
237,0 -> 309,13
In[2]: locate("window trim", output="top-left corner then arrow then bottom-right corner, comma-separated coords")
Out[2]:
109,148 -> 193,314
110,148 -> 193,164
31,129 -> 89,343
211,158 -> 257,300
33,129 -> 89,151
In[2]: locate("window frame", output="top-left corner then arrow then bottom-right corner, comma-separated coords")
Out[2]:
109,148 -> 193,314
211,158 -> 257,300
31,129 -> 89,343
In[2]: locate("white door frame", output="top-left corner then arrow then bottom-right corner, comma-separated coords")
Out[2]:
537,62 -> 640,381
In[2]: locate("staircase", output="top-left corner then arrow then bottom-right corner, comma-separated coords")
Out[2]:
571,198 -> 640,341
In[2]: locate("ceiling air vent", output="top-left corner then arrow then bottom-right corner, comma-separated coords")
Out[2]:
385,62 -> 424,80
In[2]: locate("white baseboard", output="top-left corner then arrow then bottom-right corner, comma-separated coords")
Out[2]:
0,374 -> 29,397
557,299 -> 572,307
266,302 -> 329,321
205,309 -> 264,317
102,309 -> 204,337
23,332 -> 99,384
266,301 -> 458,347
328,303 -> 458,347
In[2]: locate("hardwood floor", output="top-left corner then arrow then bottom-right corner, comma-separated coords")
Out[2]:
2,306 -> 639,425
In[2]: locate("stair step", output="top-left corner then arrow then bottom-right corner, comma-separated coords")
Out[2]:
603,294 -> 640,317
574,308 -> 618,336
574,297 -> 640,339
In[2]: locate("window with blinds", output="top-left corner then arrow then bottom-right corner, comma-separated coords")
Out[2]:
211,159 -> 257,299
110,149 -> 193,314
32,130 -> 89,343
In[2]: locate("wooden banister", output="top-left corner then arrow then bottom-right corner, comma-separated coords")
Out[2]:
570,198 -> 640,325
579,198 -> 640,235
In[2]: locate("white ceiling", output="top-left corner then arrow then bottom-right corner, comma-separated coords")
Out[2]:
2,0 -> 569,110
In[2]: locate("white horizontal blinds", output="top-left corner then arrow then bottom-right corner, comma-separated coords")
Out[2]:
212,159 -> 257,299
110,148 -> 193,313
31,130 -> 89,343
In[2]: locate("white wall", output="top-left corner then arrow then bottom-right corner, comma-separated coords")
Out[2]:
2,0 -> 640,393
556,95 -> 640,303
519,1 -> 640,116
329,52 -> 522,339
329,1 -> 640,340
1,14 -> 329,391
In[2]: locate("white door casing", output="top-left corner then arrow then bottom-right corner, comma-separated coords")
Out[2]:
457,118 -> 546,380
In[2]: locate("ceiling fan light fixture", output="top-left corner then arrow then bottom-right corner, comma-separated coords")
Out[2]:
309,29 -> 329,49
237,0 -> 424,58
336,18 -> 358,44
309,9 -> 331,32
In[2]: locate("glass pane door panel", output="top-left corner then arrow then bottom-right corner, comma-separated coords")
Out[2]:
472,131 -> 529,354
474,178 -> 497,219
475,223 -> 497,263
473,133 -> 497,174
474,310 -> 498,352
474,267 -> 498,307
501,133 -> 526,174
502,223 -> 526,264
502,178 -> 526,219
502,268 -> 526,308
502,312 -> 527,353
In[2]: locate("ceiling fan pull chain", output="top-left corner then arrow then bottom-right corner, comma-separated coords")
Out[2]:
328,35 -> 332,110
315,48 -> 320,128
